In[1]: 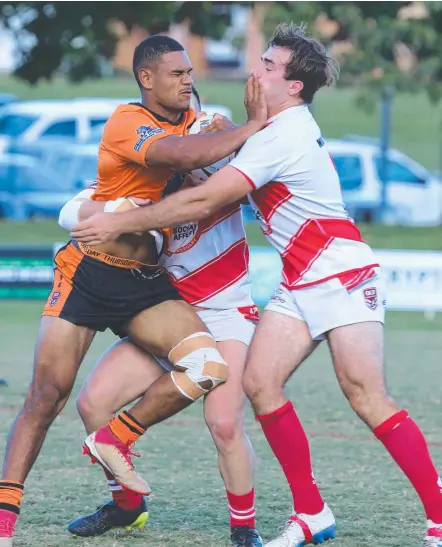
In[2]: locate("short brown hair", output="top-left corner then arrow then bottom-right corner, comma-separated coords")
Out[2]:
269,22 -> 339,103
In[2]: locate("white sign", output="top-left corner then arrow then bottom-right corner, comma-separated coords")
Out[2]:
249,247 -> 442,311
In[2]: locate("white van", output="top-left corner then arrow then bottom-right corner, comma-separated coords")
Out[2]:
0,98 -> 133,152
328,139 -> 442,226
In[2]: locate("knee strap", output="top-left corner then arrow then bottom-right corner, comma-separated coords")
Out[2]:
169,332 -> 228,401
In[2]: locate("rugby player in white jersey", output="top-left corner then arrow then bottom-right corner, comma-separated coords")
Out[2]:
59,88 -> 263,547
73,23 -> 442,547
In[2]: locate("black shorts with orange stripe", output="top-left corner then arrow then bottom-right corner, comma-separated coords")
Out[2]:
43,241 -> 182,335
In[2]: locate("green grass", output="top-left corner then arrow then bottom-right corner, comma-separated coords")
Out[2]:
2,219 -> 442,251
1,301 -> 441,547
1,74 -> 442,170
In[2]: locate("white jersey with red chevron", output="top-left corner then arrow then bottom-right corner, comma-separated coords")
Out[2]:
160,202 -> 255,310
229,104 -> 379,289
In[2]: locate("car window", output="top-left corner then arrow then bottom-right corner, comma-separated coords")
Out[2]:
41,120 -> 77,138
331,154 -> 363,191
374,156 -> 425,184
0,114 -> 38,137
86,124 -> 105,144
89,118 -> 108,128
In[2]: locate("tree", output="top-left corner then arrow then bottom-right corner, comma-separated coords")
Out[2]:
258,1 -> 442,110
0,1 -> 231,84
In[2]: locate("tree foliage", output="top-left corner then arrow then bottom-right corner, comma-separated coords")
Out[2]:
2,0 -> 442,111
0,1 -> 230,84
259,1 -> 442,109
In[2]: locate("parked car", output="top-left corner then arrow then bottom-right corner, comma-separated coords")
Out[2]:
0,154 -> 76,220
0,98 -> 135,154
7,140 -> 98,189
328,139 -> 442,225
0,93 -> 17,110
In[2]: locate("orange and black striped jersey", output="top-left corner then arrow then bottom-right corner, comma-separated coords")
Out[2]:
93,103 -> 195,202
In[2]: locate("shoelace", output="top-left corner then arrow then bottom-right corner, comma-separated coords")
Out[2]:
115,443 -> 141,470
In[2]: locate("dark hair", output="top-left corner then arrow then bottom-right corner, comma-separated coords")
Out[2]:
133,35 -> 184,88
191,85 -> 201,108
268,22 -> 339,103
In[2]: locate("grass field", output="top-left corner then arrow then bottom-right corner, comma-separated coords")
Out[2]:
1,74 -> 442,171
1,301 -> 442,547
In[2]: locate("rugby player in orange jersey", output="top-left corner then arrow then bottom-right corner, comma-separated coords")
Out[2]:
0,35 -> 267,547
60,86 -> 263,547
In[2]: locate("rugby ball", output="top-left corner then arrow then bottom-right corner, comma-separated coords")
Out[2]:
188,115 -> 235,184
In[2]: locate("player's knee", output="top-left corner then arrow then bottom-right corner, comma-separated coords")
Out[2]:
169,332 -> 228,401
24,379 -> 68,422
206,413 -> 244,447
76,389 -> 95,423
243,367 -> 270,405
343,379 -> 388,419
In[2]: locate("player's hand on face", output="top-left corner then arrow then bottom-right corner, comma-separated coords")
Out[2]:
71,212 -> 125,246
245,70 -> 267,129
201,114 -> 234,133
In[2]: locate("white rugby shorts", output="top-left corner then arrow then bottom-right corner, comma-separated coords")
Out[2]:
265,268 -> 386,340
154,306 -> 257,371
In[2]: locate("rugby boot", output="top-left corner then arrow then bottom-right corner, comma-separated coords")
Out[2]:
84,427 -> 150,495
231,525 -> 263,546
424,521 -> 442,546
264,503 -> 336,546
68,498 -> 148,537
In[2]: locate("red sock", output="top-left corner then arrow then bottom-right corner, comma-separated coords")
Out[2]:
375,410 -> 442,523
227,489 -> 256,528
103,467 -> 143,511
0,509 -> 18,538
257,401 -> 324,515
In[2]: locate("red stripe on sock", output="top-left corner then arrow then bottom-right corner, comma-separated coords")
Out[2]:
227,489 -> 256,528
102,466 -> 142,511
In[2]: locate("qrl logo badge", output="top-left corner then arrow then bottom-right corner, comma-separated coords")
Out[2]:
363,287 -> 378,310
50,291 -> 61,307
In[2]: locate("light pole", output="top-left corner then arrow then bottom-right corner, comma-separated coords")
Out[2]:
378,86 -> 394,221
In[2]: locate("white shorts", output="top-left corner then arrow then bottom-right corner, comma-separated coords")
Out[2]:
265,270 -> 386,341
154,307 -> 257,371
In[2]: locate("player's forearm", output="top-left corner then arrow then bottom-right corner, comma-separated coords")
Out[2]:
116,189 -> 215,233
160,122 -> 261,172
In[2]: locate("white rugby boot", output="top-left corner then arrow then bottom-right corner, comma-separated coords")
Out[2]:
424,521 -> 442,546
264,503 -> 336,546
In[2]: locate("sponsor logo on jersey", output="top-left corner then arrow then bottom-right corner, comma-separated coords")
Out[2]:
134,126 -> 165,152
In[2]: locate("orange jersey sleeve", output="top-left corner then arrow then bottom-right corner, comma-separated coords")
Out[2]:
93,103 -> 195,202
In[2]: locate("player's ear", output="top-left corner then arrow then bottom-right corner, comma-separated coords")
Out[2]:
288,79 -> 303,97
138,67 -> 153,91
